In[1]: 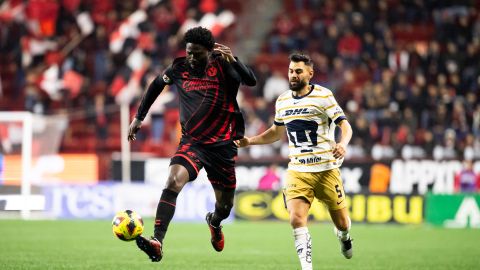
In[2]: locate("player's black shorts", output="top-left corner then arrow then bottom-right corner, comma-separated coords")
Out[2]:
170,139 -> 238,191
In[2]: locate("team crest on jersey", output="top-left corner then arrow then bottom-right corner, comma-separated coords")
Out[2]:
162,74 -> 172,83
207,66 -> 217,77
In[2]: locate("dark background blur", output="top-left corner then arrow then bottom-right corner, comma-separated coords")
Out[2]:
0,0 -> 479,179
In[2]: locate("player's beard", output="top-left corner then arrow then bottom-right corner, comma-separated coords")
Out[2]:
289,79 -> 307,91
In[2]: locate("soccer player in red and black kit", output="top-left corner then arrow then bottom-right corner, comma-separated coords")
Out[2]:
127,26 -> 256,262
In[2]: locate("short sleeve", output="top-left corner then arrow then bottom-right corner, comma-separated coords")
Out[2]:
273,98 -> 284,126
324,95 -> 346,124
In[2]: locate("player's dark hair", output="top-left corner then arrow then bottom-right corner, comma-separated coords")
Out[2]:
289,53 -> 313,67
184,26 -> 215,51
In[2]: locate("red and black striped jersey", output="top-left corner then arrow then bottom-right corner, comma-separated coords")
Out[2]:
136,54 -> 256,145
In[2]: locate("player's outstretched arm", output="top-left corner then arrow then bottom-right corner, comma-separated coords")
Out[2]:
332,119 -> 353,159
135,76 -> 167,121
234,124 -> 285,147
128,76 -> 167,141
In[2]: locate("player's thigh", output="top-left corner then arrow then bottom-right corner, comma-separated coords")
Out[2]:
170,141 -> 204,181
313,168 -> 346,210
204,143 -> 237,190
284,170 -> 316,205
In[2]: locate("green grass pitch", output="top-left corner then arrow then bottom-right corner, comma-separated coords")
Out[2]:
0,219 -> 479,269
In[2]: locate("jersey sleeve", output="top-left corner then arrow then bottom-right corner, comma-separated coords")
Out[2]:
273,98 -> 284,126
323,93 -> 346,124
135,75 -> 167,121
212,53 -> 256,86
230,58 -> 256,86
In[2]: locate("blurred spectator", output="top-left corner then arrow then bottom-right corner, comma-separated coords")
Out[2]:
253,98 -> 271,124
433,129 -> 458,160
148,87 -> 175,144
388,45 -> 409,72
322,24 -> 339,58
250,63 -> 271,97
263,70 -> 289,103
473,104 -> 480,137
1,0 -> 480,162
262,0 -> 480,162
463,133 -> 480,161
454,160 -> 480,193
0,125 -> 12,154
0,0 -> 238,153
337,28 -> 362,67
268,14 -> 295,53
257,164 -> 281,191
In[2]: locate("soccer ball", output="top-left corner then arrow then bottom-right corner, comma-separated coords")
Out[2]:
112,210 -> 144,241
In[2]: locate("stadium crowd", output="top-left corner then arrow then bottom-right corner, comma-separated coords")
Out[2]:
242,0 -> 480,162
0,0 -> 479,162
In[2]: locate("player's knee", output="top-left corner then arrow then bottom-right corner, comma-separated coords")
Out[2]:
289,212 -> 306,228
165,175 -> 188,193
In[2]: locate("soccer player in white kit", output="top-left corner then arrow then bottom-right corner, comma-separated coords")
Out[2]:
235,53 -> 353,270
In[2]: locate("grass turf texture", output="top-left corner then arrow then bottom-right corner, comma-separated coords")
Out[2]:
0,219 -> 479,269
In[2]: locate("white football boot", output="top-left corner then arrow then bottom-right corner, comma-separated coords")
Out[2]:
334,226 -> 353,259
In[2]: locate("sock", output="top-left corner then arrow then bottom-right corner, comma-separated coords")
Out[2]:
293,227 -> 312,270
153,189 -> 179,242
337,217 -> 352,241
210,202 -> 232,227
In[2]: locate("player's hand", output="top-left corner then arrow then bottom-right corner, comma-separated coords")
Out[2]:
128,118 -> 142,141
214,43 -> 235,63
332,143 -> 347,159
234,137 -> 250,148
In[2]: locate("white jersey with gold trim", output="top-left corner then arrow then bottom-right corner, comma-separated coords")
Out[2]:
274,84 -> 347,172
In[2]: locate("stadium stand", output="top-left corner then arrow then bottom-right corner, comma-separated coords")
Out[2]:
0,0 -> 479,163
252,0 -> 480,161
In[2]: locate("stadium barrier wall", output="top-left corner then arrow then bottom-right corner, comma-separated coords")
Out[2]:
233,190 -> 423,224
112,158 -> 480,194
41,182 -> 227,221
1,156 -> 479,226
0,154 -> 99,185
425,193 -> 480,228
1,182 -> 479,227
0,182 -> 422,224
